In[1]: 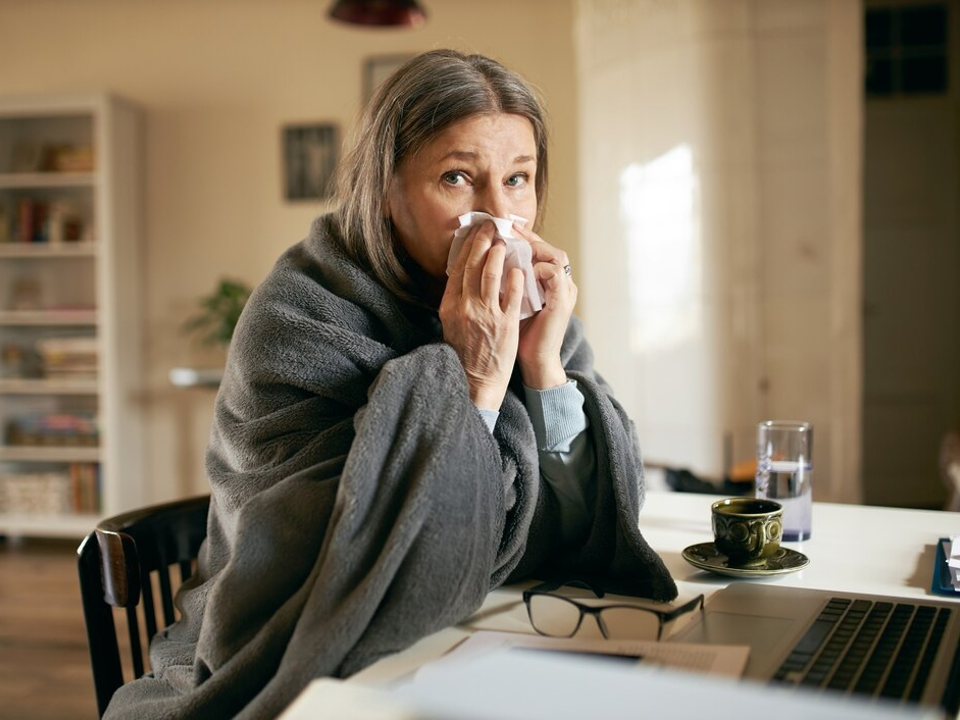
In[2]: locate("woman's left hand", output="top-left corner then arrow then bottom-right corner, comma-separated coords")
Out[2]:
513,224 -> 578,390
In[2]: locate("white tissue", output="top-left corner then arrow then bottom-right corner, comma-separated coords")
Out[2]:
948,536 -> 960,570
446,211 -> 545,319
945,536 -> 960,590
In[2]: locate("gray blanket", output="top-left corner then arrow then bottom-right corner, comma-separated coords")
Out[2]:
105,215 -> 675,719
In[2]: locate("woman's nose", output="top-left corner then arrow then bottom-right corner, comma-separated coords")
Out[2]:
475,186 -> 510,219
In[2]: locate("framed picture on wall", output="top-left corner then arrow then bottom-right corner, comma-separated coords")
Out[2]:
282,123 -> 339,201
364,54 -> 413,103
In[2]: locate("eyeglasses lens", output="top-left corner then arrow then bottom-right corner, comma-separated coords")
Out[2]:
597,607 -> 661,640
527,595 -> 582,637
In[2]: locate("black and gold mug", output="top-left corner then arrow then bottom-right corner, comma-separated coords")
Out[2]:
711,497 -> 783,567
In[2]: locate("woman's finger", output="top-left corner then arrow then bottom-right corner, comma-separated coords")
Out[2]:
480,240 -> 507,307
447,222 -> 485,297
533,260 -> 575,304
461,221 -> 497,298
513,223 -> 569,270
502,266 -> 524,317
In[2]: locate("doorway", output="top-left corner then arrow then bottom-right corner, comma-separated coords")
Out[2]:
862,0 -> 960,508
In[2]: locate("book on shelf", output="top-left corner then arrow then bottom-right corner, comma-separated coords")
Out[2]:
17,197 -> 44,242
4,197 -> 88,244
0,197 -> 11,244
0,462 -> 100,515
5,410 -> 99,447
0,342 -> 28,378
35,336 -> 98,379
0,470 -> 70,515
41,144 -> 95,173
9,141 -> 95,174
69,462 -> 100,513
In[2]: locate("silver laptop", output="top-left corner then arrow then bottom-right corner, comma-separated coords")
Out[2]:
670,584 -> 960,715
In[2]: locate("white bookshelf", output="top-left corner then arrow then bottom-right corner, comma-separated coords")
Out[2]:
0,93 -> 145,538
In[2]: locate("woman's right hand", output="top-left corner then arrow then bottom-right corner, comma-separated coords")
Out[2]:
439,221 -> 524,410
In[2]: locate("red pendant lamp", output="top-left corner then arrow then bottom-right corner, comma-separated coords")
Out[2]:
328,0 -> 427,28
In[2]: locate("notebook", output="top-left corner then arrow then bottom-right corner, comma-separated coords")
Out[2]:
669,584 -> 960,715
933,537 -> 960,596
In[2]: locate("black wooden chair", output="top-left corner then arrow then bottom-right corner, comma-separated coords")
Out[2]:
76,495 -> 210,717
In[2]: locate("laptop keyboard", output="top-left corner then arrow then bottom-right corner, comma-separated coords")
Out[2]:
772,596 -> 953,701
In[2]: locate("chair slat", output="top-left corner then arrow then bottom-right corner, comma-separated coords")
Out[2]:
141,569 -> 159,640
126,607 -> 144,679
159,566 -> 176,627
179,559 -> 193,584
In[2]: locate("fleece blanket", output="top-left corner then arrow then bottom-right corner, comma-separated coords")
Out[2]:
105,214 -> 676,719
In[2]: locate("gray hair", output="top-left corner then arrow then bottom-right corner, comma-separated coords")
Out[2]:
334,49 -> 549,304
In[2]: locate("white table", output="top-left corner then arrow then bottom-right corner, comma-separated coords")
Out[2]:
637,491 -> 959,600
281,492 -> 960,718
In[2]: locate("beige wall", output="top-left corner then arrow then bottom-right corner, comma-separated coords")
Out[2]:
0,0 -> 579,500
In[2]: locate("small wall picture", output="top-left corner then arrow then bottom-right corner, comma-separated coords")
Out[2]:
282,123 -> 339,201
364,54 -> 413,103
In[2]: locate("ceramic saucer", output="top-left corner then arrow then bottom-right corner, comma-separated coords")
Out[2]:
681,541 -> 809,578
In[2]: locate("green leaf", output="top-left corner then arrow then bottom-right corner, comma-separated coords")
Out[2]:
181,277 -> 253,348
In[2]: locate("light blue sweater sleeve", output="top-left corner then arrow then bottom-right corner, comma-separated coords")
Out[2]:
524,380 -> 596,544
475,380 -> 596,544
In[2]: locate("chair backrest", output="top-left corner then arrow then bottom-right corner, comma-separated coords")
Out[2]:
77,495 -> 210,717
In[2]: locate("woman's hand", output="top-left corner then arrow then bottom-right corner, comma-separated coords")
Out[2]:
513,224 -> 577,390
440,221 -> 524,410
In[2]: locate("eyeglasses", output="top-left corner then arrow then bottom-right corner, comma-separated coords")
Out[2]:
522,579 -> 705,641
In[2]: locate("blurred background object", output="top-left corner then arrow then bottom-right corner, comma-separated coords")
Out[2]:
327,0 -> 427,28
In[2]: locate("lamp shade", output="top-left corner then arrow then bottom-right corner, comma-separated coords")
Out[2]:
328,0 -> 427,27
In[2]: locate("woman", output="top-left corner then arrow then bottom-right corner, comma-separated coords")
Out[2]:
106,49 -> 675,720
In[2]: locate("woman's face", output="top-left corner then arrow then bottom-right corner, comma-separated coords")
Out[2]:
387,112 -> 538,281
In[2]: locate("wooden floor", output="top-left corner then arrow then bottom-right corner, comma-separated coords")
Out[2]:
0,537 -> 98,720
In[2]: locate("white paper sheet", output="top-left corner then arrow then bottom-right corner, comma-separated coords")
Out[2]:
397,646 -> 938,720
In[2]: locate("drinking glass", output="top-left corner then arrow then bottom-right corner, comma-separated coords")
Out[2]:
754,420 -> 813,541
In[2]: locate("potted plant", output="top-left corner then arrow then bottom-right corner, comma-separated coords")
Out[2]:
181,278 -> 253,348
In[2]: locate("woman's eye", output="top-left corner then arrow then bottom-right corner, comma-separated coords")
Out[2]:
442,171 -> 466,186
506,173 -> 528,188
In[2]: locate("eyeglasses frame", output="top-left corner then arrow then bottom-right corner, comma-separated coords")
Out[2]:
522,578 -> 705,641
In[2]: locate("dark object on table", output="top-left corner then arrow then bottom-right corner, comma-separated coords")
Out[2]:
664,466 -> 752,497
